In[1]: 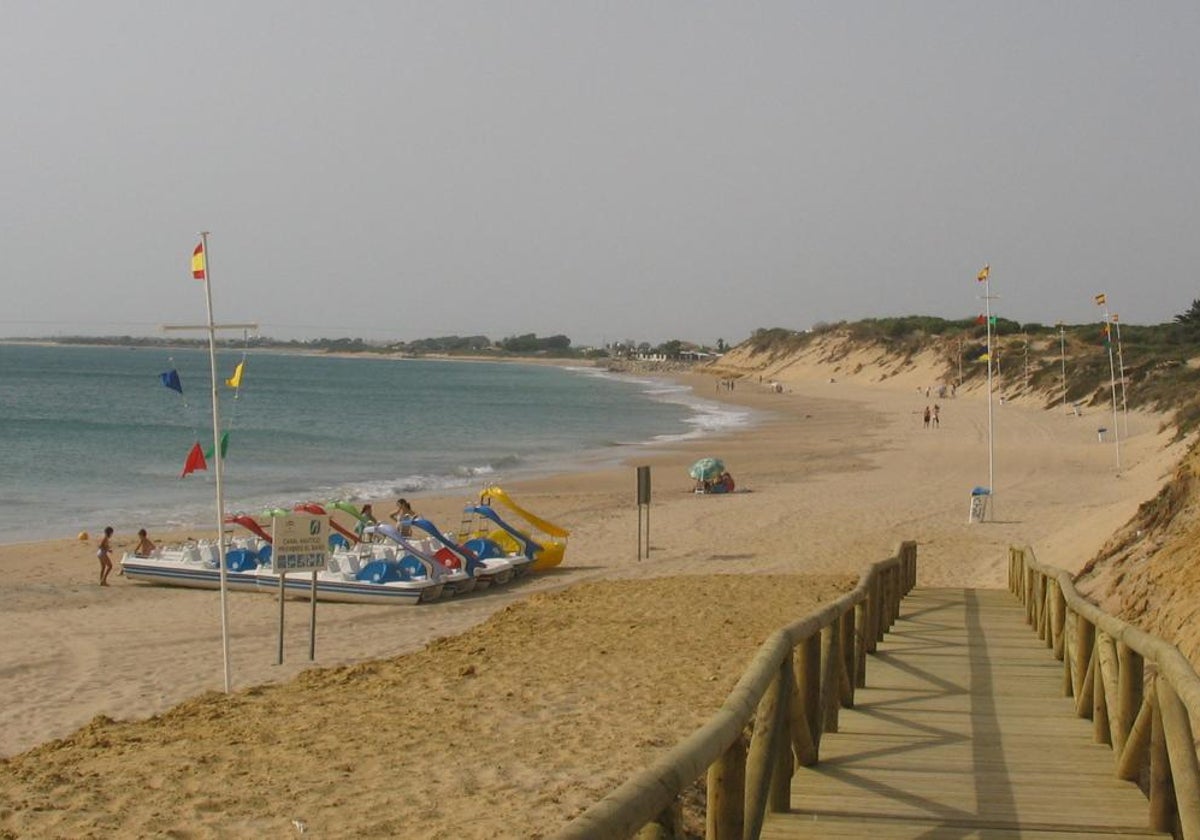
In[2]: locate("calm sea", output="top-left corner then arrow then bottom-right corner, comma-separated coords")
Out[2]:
0,344 -> 752,544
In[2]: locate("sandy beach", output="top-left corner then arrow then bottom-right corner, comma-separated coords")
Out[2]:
0,357 -> 1184,838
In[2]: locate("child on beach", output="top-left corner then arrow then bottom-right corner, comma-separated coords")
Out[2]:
97,526 -> 114,586
133,529 -> 156,557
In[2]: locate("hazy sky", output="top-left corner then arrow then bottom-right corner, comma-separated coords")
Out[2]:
4,3 -> 1198,346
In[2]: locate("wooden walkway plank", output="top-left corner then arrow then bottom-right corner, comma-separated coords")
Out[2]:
764,588 -> 1167,839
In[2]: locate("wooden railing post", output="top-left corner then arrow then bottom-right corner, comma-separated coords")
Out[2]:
1117,689 -> 1152,782
745,664 -> 788,839
787,647 -> 817,767
1156,679 -> 1200,839
867,572 -> 882,650
853,599 -> 868,689
797,633 -> 822,760
706,733 -> 746,840
1074,615 -> 1095,717
770,654 -> 795,814
1093,631 -> 1112,745
1148,690 -> 1176,834
820,623 -> 841,734
839,610 -> 855,709
1116,642 -> 1143,755
1051,580 -> 1066,660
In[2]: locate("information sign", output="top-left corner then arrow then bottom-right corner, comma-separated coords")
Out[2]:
270,514 -> 329,573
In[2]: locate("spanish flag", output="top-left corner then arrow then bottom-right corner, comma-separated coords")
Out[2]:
192,242 -> 206,280
977,264 -> 990,282
1094,293 -> 1106,306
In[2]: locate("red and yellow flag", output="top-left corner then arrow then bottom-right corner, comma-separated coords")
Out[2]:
1094,293 -> 1107,306
977,264 -> 990,282
192,242 -> 207,280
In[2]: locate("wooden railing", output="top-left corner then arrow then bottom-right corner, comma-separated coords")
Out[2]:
1010,545 -> 1200,839
554,541 -> 918,840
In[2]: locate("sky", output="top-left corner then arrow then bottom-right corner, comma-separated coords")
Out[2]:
3,3 -> 1198,347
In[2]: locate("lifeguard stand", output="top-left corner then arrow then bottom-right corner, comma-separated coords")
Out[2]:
968,486 -> 991,523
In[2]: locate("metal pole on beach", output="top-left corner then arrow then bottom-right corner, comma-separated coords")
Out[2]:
1097,294 -> 1121,474
1058,322 -> 1067,412
199,232 -> 235,694
163,234 -> 257,694
1114,314 -> 1128,436
979,264 -> 995,519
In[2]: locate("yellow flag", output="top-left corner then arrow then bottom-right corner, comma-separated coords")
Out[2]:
226,361 -> 245,389
1094,293 -> 1107,306
977,264 -> 989,282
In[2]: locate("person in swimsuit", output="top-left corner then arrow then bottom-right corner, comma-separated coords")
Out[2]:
97,526 -> 114,586
389,498 -> 417,536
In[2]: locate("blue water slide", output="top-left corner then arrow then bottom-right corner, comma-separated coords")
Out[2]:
408,517 -> 482,576
465,505 -> 542,560
364,523 -> 447,579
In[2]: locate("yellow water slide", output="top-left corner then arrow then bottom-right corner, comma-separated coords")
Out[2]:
478,486 -> 569,570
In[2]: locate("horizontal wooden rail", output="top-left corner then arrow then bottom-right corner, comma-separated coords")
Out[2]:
554,541 -> 918,840
1010,545 -> 1200,840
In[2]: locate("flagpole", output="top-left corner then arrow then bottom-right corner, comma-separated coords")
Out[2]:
1114,315 -> 1128,436
197,232 -> 234,694
163,239 -> 255,696
1100,297 -> 1121,474
1058,322 -> 1067,413
983,267 -> 995,519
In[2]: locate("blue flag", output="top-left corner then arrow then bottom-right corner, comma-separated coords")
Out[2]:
160,369 -> 183,394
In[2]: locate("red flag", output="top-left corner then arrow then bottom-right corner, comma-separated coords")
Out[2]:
181,442 -> 207,477
192,242 -> 206,280
975,314 -> 986,325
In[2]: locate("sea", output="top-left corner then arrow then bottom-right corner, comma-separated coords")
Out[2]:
0,343 -> 754,544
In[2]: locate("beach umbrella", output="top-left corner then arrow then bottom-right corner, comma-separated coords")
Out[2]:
688,457 -> 725,481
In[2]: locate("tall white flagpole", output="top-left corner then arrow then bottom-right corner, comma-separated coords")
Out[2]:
981,264 -> 995,518
1113,314 -> 1128,436
1058,322 -> 1067,412
199,231 -> 234,694
164,236 -> 256,694
1098,295 -> 1121,474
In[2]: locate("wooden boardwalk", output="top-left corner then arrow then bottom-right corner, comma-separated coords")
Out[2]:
762,588 -> 1167,839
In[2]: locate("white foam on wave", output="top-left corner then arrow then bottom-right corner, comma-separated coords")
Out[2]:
567,367 -> 758,446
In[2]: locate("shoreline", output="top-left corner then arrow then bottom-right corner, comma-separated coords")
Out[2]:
0,350 -> 724,547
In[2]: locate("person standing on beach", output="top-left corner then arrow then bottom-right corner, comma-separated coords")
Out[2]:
97,526 -> 114,586
923,406 -> 931,428
932,404 -> 940,427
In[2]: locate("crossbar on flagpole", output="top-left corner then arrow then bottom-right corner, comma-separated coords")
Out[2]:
162,232 -> 258,694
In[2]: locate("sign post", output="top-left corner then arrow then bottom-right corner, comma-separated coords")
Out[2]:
270,513 -> 328,664
636,466 -> 651,560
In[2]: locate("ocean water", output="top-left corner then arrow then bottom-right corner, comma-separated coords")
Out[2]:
0,344 -> 752,543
